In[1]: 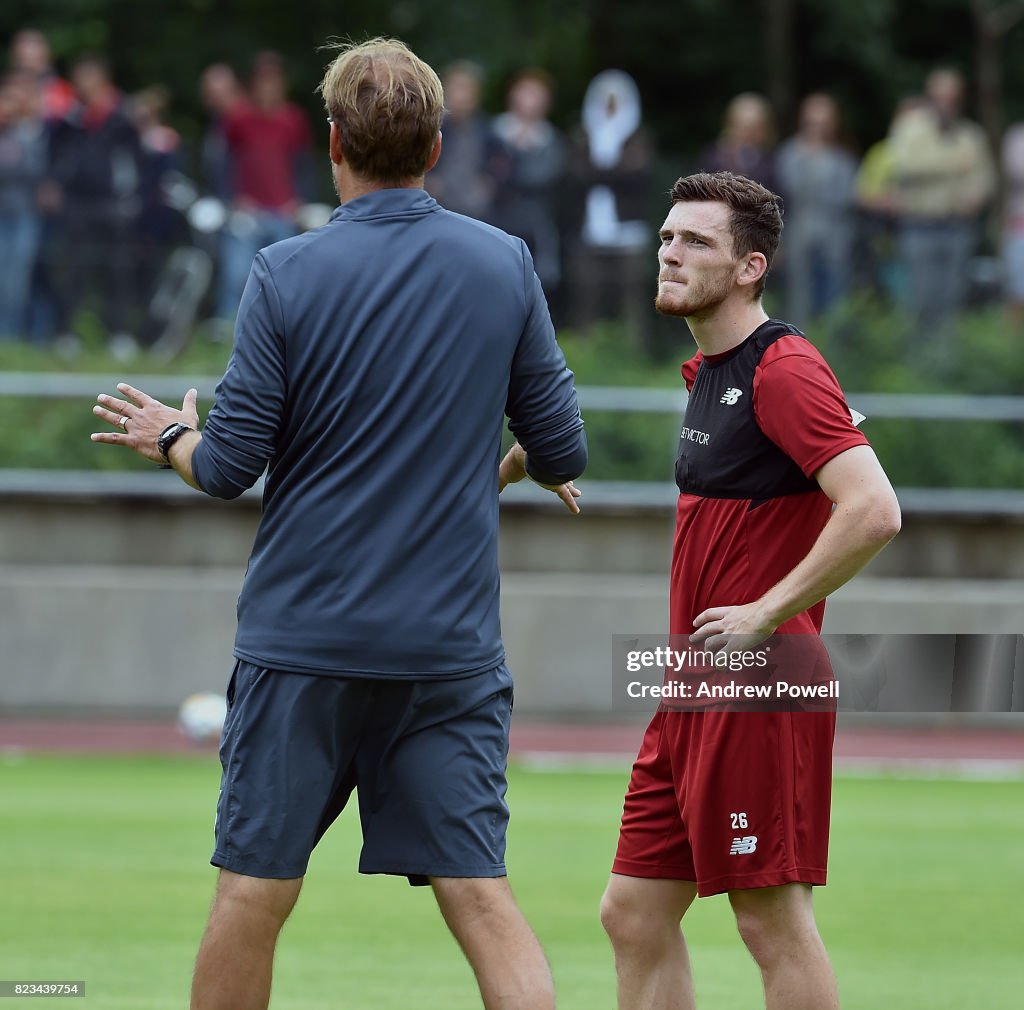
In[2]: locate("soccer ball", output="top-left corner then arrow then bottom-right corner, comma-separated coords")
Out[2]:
178,692 -> 228,745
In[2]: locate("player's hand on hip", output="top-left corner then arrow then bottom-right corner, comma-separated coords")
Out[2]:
91,383 -> 200,464
689,603 -> 776,653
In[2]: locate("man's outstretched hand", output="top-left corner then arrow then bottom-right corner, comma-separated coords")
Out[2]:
498,442 -> 581,514
91,383 -> 200,464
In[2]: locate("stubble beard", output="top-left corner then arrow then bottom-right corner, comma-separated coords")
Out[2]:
654,276 -> 732,320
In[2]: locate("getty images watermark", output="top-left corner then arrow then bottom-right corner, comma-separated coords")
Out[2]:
623,642 -> 837,705
614,635 -> 840,713
613,634 -> 1024,714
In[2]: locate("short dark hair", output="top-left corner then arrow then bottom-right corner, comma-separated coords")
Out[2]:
508,67 -> 555,94
669,172 -> 783,299
251,50 -> 286,80
71,53 -> 111,79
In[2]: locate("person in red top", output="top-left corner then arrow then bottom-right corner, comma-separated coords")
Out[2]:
600,172 -> 901,1010
215,51 -> 313,325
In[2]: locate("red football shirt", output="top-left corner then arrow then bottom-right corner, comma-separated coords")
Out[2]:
671,334 -> 869,637
225,102 -> 312,211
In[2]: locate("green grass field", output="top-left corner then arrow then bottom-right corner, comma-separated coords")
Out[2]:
1,754 -> 1022,1009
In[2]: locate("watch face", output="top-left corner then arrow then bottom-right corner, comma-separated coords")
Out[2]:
159,423 -> 189,459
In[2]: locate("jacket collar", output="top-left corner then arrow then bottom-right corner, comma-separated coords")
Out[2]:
330,188 -> 439,223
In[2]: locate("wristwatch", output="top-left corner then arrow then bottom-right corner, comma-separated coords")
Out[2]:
157,422 -> 196,463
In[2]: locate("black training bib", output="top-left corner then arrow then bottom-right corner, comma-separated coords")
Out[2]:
676,320 -> 819,502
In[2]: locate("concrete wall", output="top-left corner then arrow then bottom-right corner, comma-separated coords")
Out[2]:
2,474 -> 1023,716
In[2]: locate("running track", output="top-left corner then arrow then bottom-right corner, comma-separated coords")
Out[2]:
1,719 -> 1022,775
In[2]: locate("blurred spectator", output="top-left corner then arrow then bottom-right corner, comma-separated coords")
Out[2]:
491,69 -> 566,294
426,60 -> 504,220
889,68 -> 996,339
855,96 -> 927,301
566,70 -> 654,341
9,28 -> 74,122
776,93 -> 858,325
46,55 -> 143,356
132,87 -> 185,241
1001,122 -> 1024,320
214,51 -> 312,327
0,71 -> 46,339
131,86 -> 188,338
199,62 -> 244,202
699,93 -> 777,191
574,71 -> 652,247
9,29 -> 71,343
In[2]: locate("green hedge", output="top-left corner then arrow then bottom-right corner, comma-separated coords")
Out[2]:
0,337 -> 231,473
3,299 -> 1023,488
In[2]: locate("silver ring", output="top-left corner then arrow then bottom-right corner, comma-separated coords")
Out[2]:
120,415 -> 129,429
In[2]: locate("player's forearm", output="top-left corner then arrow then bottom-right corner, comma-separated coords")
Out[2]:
511,404 -> 588,486
167,430 -> 204,492
523,432 -> 588,485
756,494 -> 901,629
499,436 -> 588,490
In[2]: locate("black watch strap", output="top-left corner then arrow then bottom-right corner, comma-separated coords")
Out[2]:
157,422 -> 196,463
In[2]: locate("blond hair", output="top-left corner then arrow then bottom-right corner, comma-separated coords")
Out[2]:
319,38 -> 444,183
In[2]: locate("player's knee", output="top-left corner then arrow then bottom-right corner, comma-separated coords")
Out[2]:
734,903 -> 815,969
599,886 -> 629,942
731,885 -> 819,967
733,906 -> 778,966
213,869 -> 302,928
434,875 -> 509,910
433,876 -> 520,932
600,887 -> 662,949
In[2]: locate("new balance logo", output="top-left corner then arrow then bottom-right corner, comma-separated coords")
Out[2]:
720,388 -> 743,405
729,835 -> 758,855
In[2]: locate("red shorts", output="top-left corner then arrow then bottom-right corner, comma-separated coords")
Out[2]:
612,709 -> 835,897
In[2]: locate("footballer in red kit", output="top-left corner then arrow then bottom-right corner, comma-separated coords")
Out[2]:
601,173 -> 901,1010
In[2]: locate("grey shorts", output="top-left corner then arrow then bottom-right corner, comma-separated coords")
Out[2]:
212,659 -> 513,885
